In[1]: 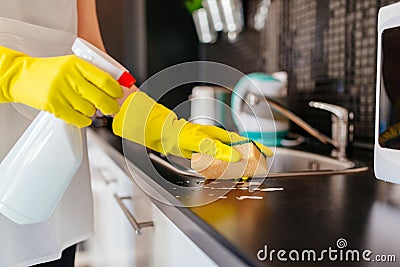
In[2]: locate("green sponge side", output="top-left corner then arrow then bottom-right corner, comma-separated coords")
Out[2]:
228,139 -> 253,146
228,139 -> 267,159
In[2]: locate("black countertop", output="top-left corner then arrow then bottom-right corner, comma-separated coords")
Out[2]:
94,128 -> 400,267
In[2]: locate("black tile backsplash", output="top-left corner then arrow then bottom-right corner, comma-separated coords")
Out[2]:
200,0 -> 400,147
199,0 -> 263,74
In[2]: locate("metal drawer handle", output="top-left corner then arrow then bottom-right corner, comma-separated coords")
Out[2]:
98,172 -> 117,185
114,194 -> 154,235
94,168 -> 117,185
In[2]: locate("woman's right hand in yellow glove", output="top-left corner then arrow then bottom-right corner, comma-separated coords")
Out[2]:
113,91 -> 273,162
0,45 -> 123,127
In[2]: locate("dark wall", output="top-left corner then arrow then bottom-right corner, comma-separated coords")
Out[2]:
199,0 -> 263,74
96,0 -> 199,113
201,0 -> 400,147
146,0 -> 199,111
146,0 -> 199,76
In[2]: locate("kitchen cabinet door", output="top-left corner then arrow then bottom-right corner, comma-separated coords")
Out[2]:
76,132 -> 154,267
151,204 -> 218,267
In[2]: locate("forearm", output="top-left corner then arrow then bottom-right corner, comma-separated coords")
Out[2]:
77,0 -> 105,51
76,0 -> 137,107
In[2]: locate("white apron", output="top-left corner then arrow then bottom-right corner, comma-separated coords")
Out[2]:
0,1 -> 94,266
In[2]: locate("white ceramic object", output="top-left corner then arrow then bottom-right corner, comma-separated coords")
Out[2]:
190,86 -> 217,126
192,8 -> 217,44
374,2 -> 400,184
0,38 -> 134,224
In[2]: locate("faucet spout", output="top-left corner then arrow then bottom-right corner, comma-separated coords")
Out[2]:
245,93 -> 349,160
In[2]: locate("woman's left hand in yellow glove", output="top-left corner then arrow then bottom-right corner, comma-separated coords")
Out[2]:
113,91 -> 272,162
0,45 -> 123,127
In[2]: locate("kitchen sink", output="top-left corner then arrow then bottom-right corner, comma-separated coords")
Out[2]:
265,147 -> 368,177
149,147 -> 368,179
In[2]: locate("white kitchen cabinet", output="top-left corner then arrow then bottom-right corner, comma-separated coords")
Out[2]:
76,132 -> 153,267
151,205 -> 218,267
76,130 -> 217,267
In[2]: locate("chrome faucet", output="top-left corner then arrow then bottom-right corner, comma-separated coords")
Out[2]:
308,101 -> 354,160
245,93 -> 353,161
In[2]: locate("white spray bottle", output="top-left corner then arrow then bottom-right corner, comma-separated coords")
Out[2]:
0,38 -> 135,224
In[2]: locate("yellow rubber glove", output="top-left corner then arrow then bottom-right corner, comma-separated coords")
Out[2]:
0,45 -> 123,127
113,92 -> 273,162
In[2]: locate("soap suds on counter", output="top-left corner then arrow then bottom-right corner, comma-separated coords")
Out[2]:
259,187 -> 284,192
236,196 -> 264,200
238,187 -> 249,190
209,187 -> 236,190
206,186 -> 284,192
191,188 -> 202,192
